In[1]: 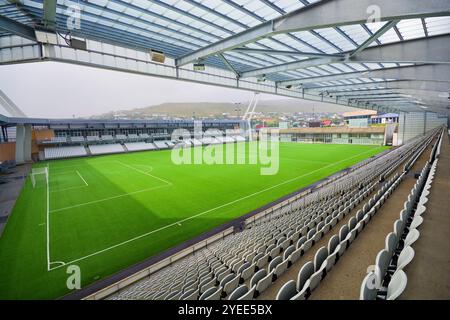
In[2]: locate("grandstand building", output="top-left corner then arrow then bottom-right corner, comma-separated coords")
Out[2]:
0,0 -> 449,304
279,127 -> 386,145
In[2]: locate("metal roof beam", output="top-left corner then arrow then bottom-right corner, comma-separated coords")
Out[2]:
279,64 -> 450,87
240,57 -> 344,78
43,0 -> 56,30
0,14 -> 36,41
231,48 -> 343,59
305,80 -> 450,93
175,0 -> 450,66
350,34 -> 450,64
246,34 -> 450,79
349,20 -> 398,57
217,53 -> 240,78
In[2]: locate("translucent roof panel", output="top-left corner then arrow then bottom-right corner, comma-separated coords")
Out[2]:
397,19 -> 426,40
424,16 -> 450,36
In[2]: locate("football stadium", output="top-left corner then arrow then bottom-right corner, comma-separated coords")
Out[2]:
0,0 -> 449,304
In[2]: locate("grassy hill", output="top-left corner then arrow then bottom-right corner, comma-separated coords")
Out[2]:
94,99 -> 360,119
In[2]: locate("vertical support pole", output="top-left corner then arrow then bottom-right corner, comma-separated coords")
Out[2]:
15,124 -> 25,164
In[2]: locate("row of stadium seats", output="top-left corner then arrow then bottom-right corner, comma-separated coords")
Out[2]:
124,142 -> 157,152
89,144 -> 125,155
360,130 -> 443,300
41,134 -> 247,145
43,136 -> 248,160
106,129 -> 440,300
44,146 -> 87,160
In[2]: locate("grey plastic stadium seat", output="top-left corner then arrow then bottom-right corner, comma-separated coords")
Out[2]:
344,225 -> 355,245
165,290 -> 181,300
284,245 -> 295,260
281,238 -> 291,251
200,277 -> 216,293
348,216 -> 357,230
297,261 -> 314,294
396,246 -> 415,271
228,285 -> 248,300
302,239 -> 313,253
238,285 -> 256,300
180,288 -> 199,300
241,263 -> 256,282
313,230 -> 322,243
339,224 -> 349,242
256,253 -> 269,270
385,232 -> 398,258
393,219 -> 404,238
274,259 -> 289,279
269,245 -> 282,260
308,246 -> 328,291
410,216 -> 423,229
359,272 -> 378,300
255,270 -> 274,296
268,256 -> 282,273
386,270 -> 407,300
220,273 -> 235,288
356,221 -> 364,234
199,286 -> 221,300
307,229 -> 316,240
252,252 -> 264,264
296,236 -> 307,249
404,229 -> 420,247
223,274 -> 240,296
314,246 -> 328,272
250,269 -> 267,288
288,247 -> 302,265
217,268 -> 232,282
375,249 -> 390,283
238,261 -> 251,274
276,280 -> 297,300
326,236 -> 341,272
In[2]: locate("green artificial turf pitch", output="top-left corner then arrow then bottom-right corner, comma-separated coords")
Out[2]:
0,142 -> 388,299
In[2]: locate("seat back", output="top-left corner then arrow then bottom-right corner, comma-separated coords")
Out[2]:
276,280 -> 297,300
228,285 -> 248,300
250,269 -> 267,288
386,270 -> 407,300
339,225 -> 349,241
297,261 -> 314,291
314,246 -> 328,271
328,235 -> 339,254
359,272 -> 378,300
385,232 -> 397,258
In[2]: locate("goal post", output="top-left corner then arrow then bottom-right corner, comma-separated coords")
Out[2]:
31,167 -> 48,188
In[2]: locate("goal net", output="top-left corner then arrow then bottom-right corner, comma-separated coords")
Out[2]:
31,167 -> 48,188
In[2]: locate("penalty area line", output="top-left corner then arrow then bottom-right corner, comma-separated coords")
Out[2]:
76,170 -> 89,186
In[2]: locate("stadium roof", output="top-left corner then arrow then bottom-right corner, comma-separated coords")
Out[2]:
0,114 -> 242,127
0,0 -> 449,114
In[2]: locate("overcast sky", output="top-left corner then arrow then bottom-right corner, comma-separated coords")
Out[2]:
0,61 -> 299,118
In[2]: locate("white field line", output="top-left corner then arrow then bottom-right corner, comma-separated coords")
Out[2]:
76,171 -> 89,186
46,163 -> 50,271
47,146 -> 383,270
115,161 -> 172,186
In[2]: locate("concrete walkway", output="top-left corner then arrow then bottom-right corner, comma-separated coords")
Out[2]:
0,164 -> 31,236
400,133 -> 450,299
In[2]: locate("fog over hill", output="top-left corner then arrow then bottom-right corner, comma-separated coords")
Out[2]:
95,99 -> 361,119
